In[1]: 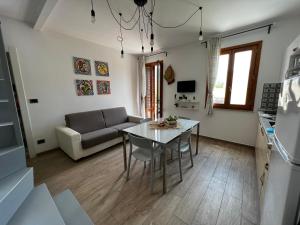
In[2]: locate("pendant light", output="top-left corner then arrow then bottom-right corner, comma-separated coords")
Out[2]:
198,7 -> 203,41
92,0 -> 204,54
91,0 -> 96,24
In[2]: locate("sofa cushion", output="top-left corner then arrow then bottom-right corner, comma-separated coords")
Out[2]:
110,122 -> 137,134
65,110 -> 105,134
102,107 -> 128,127
81,128 -> 118,149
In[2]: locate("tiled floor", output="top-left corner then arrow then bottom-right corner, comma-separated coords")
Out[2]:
29,137 -> 259,225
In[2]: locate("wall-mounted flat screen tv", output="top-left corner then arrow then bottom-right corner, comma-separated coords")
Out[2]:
177,80 -> 196,93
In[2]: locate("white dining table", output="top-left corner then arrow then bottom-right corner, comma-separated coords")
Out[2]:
122,119 -> 200,193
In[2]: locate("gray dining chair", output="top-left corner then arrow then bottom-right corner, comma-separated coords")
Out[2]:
126,133 -> 162,192
167,129 -> 194,181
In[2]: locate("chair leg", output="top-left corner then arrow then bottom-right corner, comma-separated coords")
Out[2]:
178,144 -> 183,182
144,161 -> 146,169
189,141 -> 194,167
159,154 -> 162,170
171,149 -> 173,160
126,143 -> 133,181
150,157 -> 155,193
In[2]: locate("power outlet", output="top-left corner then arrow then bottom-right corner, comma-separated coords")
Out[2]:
37,139 -> 45,144
29,99 -> 39,104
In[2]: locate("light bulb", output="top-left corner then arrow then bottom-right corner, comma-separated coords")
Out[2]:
121,49 -> 124,58
150,33 -> 154,46
199,30 -> 203,41
151,47 -> 153,52
150,39 -> 154,46
91,9 -> 96,23
142,46 -> 144,53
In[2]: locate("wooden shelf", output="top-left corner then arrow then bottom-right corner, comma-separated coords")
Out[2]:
175,100 -> 200,109
175,100 -> 200,104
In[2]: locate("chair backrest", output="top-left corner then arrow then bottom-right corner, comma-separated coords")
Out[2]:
101,107 -> 128,127
180,129 -> 192,142
65,110 -> 105,134
128,133 -> 153,149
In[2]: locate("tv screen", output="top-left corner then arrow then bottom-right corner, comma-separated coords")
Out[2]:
177,80 -> 196,93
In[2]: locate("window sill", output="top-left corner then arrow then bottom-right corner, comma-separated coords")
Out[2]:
213,104 -> 254,111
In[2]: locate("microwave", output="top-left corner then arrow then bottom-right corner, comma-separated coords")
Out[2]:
286,48 -> 300,79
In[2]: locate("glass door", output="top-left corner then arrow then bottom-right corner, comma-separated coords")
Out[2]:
145,61 -> 163,120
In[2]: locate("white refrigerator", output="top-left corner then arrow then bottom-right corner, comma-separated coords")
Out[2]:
260,37 -> 300,225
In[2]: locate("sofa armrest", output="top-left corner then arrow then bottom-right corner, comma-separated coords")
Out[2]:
56,126 -> 81,160
128,115 -> 150,124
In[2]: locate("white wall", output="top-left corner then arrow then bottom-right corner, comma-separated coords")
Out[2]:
147,15 -> 300,146
1,17 -> 138,154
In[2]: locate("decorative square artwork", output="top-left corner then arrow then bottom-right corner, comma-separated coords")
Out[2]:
73,57 -> 91,75
95,61 -> 109,76
260,83 -> 282,111
97,80 -> 111,95
75,80 -> 94,96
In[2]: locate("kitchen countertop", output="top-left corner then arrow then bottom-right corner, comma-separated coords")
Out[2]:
258,111 -> 275,149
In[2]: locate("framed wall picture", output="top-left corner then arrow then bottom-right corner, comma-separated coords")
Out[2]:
75,79 -> 94,96
73,57 -> 91,75
97,80 -> 111,95
95,61 -> 109,76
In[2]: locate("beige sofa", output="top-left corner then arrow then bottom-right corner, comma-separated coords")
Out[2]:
56,107 -> 145,160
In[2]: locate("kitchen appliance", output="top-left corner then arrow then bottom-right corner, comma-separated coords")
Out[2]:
260,37 -> 300,225
286,48 -> 300,79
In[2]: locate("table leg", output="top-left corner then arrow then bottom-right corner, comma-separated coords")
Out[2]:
162,145 -> 167,194
122,133 -> 127,171
196,123 -> 200,155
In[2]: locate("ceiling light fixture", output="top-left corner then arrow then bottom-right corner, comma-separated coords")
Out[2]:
91,0 -> 203,57
90,0 -> 96,24
199,7 -> 203,41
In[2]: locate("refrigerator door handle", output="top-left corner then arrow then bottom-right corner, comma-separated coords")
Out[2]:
273,135 -> 290,162
295,195 -> 300,225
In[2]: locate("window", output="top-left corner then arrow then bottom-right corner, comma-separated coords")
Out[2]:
213,41 -> 262,110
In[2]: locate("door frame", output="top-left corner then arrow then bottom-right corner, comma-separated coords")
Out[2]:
8,47 -> 36,158
145,60 -> 163,118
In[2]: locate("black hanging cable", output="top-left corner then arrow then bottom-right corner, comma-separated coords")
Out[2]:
90,0 -> 96,23
150,11 -> 154,52
143,6 -> 201,29
104,0 -> 203,52
106,0 -> 140,30
106,0 -> 201,30
118,13 -> 124,58
142,9 -> 149,39
141,28 -> 144,52
138,8 -> 144,52
199,7 -> 203,40
120,6 -> 138,23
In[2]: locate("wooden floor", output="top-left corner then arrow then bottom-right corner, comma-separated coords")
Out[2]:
29,137 -> 259,225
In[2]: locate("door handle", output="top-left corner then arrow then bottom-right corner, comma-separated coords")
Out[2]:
295,195 -> 300,225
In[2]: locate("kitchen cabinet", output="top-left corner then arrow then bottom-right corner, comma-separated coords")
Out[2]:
255,120 -> 272,212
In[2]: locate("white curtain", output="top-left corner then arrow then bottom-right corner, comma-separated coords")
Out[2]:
206,37 -> 221,115
137,56 -> 146,117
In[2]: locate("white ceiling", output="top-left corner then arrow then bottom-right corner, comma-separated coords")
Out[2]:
0,0 -> 46,25
1,0 -> 300,53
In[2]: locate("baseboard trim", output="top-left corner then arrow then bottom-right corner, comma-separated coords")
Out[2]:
192,134 -> 255,149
